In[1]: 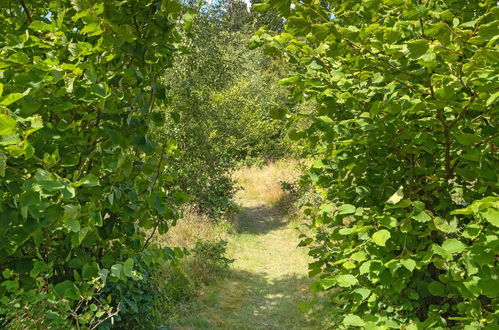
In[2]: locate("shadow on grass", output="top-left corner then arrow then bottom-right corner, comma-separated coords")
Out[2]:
172,269 -> 324,330
234,205 -> 289,235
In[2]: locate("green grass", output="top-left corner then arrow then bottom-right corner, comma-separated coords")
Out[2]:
170,184 -> 326,329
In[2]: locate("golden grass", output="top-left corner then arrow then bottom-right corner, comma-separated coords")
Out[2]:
233,159 -> 302,208
158,159 -> 304,250
156,206 -> 232,249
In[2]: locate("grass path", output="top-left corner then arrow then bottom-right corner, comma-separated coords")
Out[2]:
172,175 -> 323,329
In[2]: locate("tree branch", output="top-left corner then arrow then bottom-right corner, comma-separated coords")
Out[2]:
437,110 -> 452,181
141,223 -> 158,252
19,0 -> 32,23
475,132 -> 499,147
449,95 -> 476,128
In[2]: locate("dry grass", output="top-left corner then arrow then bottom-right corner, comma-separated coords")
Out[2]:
158,159 -> 304,250
233,159 -> 302,208
156,206 -> 232,249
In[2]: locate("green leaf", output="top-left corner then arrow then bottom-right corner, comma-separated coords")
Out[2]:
318,277 -> 335,290
353,287 -> 371,300
98,269 -> 109,283
0,114 -> 16,135
52,102 -> 74,113
412,210 -> 431,223
335,274 -> 358,287
123,258 -> 134,277
8,52 -> 30,64
486,91 -> 499,107
480,207 -> 499,227
279,76 -> 300,85
453,132 -> 481,146
372,229 -> 391,247
111,264 -> 123,278
78,174 -> 100,187
62,204 -> 80,232
81,22 -> 103,36
337,204 -> 356,215
479,277 -> 499,298
441,239 -> 467,254
90,83 -> 109,98
309,60 -> 323,70
253,3 -> 271,12
478,21 -> 499,40
433,217 -> 458,233
29,20 -> 54,32
433,244 -> 452,261
2,269 -> 13,279
343,314 -> 365,327
54,280 -> 80,300
63,204 -> 80,221
386,186 -> 403,204
426,21 -> 451,45
65,219 -> 81,233
400,258 -> 416,272
351,251 -> 366,262
0,93 -> 25,106
407,40 -> 429,59
460,149 -> 481,162
268,0 -> 291,17
428,281 -> 445,296
182,10 -> 195,31
82,263 -> 99,280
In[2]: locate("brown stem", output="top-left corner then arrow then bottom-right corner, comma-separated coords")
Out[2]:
428,73 -> 435,98
419,17 -> 426,38
437,110 -> 452,180
19,0 -> 32,23
475,132 -> 499,147
141,222 -> 158,252
449,95 -> 476,128
139,142 -> 166,195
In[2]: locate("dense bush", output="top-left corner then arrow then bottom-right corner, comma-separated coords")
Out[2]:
256,0 -> 498,328
99,247 -> 187,329
189,240 -> 234,284
0,0 -> 189,327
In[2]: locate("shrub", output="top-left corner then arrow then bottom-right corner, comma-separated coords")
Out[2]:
0,0 -> 187,326
0,270 -> 117,328
189,240 -> 234,284
99,247 -> 188,329
256,0 -> 498,328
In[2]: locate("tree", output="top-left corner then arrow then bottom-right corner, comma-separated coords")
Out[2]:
161,0 -> 295,218
256,0 -> 498,327
0,0 -> 187,327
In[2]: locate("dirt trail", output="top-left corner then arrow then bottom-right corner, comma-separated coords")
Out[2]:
173,194 -> 322,329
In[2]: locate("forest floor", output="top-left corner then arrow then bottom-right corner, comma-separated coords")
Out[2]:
171,163 -> 325,329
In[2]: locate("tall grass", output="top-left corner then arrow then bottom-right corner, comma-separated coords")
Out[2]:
233,159 -> 302,208
156,206 -> 233,249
